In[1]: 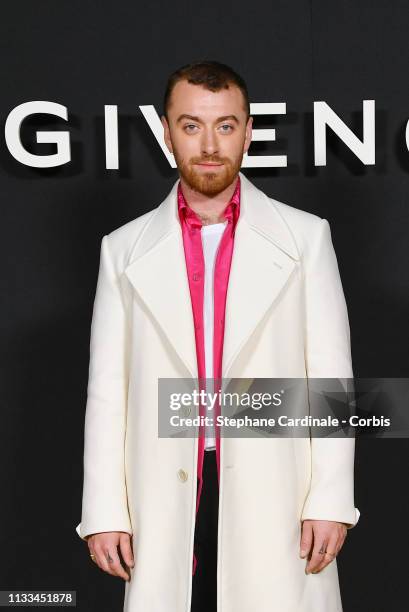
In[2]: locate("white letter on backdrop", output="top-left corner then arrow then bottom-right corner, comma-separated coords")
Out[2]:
314,100 -> 375,166
105,105 -> 119,169
5,101 -> 71,168
242,102 -> 287,168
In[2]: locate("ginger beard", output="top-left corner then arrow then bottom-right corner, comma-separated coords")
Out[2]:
172,147 -> 243,197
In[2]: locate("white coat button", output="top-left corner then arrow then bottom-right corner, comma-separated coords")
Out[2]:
177,468 -> 188,482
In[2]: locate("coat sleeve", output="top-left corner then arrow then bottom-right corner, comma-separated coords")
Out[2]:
75,234 -> 133,541
300,218 -> 360,529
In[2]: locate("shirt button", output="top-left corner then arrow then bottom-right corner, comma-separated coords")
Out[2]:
177,468 -> 188,482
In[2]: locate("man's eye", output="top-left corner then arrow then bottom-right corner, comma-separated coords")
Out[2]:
184,124 -> 198,131
219,124 -> 233,132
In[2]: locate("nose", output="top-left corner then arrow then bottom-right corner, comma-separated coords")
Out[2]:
200,126 -> 219,157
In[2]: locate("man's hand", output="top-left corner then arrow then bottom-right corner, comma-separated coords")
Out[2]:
300,520 -> 347,574
87,532 -> 135,581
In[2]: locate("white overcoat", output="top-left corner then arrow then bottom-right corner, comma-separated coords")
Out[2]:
76,171 -> 360,612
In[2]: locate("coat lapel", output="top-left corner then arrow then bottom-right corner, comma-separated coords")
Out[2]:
124,171 -> 300,380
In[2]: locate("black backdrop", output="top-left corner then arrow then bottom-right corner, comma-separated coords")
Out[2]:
1,1 -> 408,610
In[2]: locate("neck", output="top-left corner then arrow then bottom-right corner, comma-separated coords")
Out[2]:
179,174 -> 239,225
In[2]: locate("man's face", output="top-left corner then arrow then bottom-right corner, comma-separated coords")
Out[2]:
161,80 -> 253,197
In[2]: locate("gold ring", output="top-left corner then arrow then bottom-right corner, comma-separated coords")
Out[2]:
90,554 -> 96,560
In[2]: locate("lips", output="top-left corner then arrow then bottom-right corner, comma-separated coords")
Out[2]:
195,162 -> 223,166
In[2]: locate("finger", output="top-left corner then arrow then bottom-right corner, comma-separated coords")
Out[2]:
88,545 -> 97,564
93,543 -> 116,576
300,521 -> 313,559
87,538 -> 103,570
331,524 -> 347,557
313,532 -> 339,573
306,533 -> 329,574
338,525 -> 347,551
119,534 -> 135,569
103,545 -> 131,581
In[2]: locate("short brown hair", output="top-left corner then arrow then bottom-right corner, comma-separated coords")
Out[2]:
163,60 -> 250,120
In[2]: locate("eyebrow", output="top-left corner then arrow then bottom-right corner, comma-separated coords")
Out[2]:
176,114 -> 240,124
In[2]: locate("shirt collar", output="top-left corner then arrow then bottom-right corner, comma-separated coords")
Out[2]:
177,175 -> 241,230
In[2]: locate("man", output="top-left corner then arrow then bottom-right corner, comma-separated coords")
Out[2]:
76,61 -> 360,612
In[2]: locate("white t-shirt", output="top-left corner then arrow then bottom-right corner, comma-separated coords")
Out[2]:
200,220 -> 228,451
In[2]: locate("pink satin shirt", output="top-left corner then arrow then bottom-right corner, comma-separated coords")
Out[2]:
177,175 -> 241,575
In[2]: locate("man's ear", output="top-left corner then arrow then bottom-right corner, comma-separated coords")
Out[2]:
243,115 -> 253,155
